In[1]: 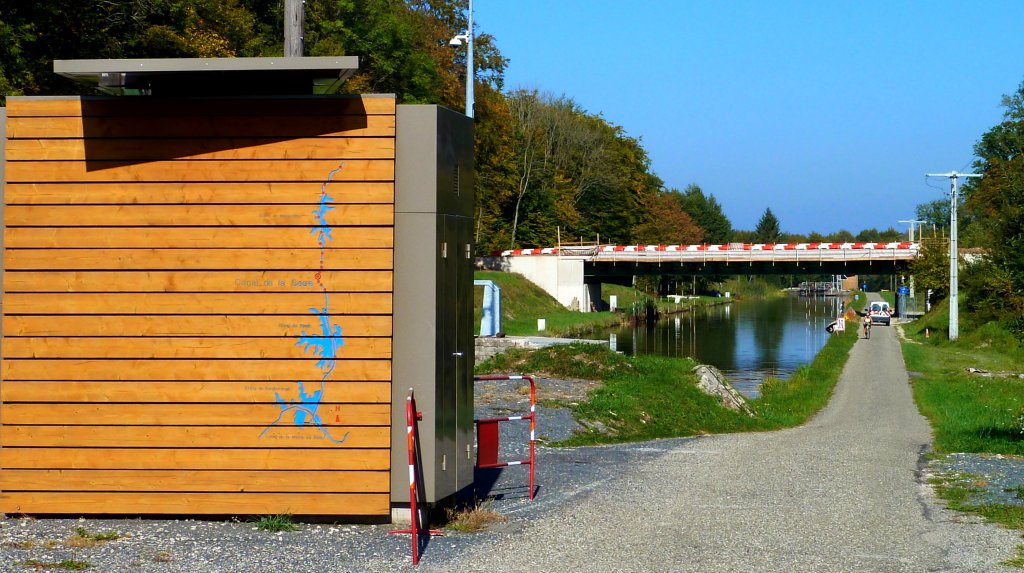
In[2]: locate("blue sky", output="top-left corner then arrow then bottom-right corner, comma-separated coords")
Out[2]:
474,0 -> 1024,236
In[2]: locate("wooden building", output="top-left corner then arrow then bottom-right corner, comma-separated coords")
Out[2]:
0,58 -> 474,519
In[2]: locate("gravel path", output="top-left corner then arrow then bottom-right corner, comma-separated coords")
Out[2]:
2,297 -> 1021,571
415,295 -> 1023,572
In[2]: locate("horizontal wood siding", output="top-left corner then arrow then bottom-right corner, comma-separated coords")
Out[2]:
0,95 -> 395,517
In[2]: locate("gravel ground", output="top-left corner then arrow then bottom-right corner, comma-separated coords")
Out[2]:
0,376 -> 657,573
928,453 -> 1024,507
3,320 -> 1023,571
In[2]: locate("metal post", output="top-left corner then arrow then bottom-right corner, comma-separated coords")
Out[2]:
466,0 -> 474,118
284,0 -> 305,57
949,176 -> 959,340
925,171 -> 981,341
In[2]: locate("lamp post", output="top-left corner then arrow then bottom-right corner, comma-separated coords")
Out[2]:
925,171 -> 981,341
897,219 -> 925,242
449,0 -> 474,118
898,219 -> 925,300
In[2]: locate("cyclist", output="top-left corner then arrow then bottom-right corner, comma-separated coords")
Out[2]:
862,311 -> 872,339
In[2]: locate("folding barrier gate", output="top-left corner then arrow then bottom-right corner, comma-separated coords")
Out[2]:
473,375 -> 537,500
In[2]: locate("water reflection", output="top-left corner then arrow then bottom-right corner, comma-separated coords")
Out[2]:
594,295 -> 843,398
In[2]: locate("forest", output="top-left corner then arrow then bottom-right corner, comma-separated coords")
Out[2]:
1,0 -> 1021,330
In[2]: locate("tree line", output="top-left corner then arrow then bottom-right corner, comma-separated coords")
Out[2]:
1,0 -> 901,255
911,80 -> 1024,335
3,1 -> 1021,331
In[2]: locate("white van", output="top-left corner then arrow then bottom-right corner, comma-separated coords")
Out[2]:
868,301 -> 891,325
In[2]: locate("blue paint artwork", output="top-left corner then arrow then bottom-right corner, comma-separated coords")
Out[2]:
261,164 -> 350,446
274,381 -> 324,426
297,302 -> 345,373
310,193 -> 334,242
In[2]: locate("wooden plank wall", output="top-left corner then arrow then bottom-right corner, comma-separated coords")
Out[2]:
0,95 -> 395,516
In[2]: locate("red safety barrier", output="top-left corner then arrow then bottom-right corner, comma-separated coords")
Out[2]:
473,375 -> 537,500
389,388 -> 442,566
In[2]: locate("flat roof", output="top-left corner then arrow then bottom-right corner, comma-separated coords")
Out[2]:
54,56 -> 360,95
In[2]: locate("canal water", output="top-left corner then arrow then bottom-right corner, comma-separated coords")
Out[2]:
595,295 -> 844,398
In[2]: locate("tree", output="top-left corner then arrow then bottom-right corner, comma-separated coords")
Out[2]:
911,239 -> 950,306
631,191 -> 703,245
855,227 -> 903,242
754,208 -> 781,243
678,184 -> 732,244
962,79 -> 1024,333
914,199 -> 949,238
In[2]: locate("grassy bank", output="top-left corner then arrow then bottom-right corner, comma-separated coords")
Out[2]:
475,319 -> 858,445
719,276 -> 786,299
474,271 -> 729,337
901,299 -> 1024,454
899,299 -> 1024,557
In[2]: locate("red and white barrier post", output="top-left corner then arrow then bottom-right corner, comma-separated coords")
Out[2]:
389,388 -> 441,566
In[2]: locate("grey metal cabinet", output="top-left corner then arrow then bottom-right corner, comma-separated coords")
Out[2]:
392,105 -> 474,506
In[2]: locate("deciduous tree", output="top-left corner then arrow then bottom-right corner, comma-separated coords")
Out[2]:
631,191 -> 703,245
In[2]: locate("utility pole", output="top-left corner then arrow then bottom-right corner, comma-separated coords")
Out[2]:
897,219 -> 926,242
897,217 -> 929,300
285,0 -> 305,57
924,171 -> 981,341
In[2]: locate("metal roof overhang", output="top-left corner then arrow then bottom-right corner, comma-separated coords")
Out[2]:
54,56 -> 360,96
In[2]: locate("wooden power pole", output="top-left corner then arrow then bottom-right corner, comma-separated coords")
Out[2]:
285,0 -> 305,57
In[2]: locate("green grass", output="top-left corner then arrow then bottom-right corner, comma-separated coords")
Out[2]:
473,271 -> 619,337
880,290 -> 896,306
754,324 -> 859,428
900,298 -> 1024,455
719,277 -> 785,299
254,514 -> 298,532
476,321 -> 859,444
929,471 -> 1024,567
473,271 -> 730,338
900,298 -> 1024,564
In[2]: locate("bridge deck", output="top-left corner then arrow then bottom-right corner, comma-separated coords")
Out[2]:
502,242 -> 918,264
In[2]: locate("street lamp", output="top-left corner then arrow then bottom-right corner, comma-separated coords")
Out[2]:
897,219 -> 926,242
925,171 -> 981,341
898,219 -> 925,300
449,0 -> 474,118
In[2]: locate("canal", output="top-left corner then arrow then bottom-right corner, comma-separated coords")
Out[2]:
595,295 -> 844,398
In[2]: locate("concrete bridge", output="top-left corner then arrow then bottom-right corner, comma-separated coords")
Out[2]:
500,242 -> 919,312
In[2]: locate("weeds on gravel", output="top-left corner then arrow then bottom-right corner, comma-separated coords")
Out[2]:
930,471 -> 1024,531
66,527 -> 120,548
22,558 -> 92,570
444,502 -> 507,532
254,514 -> 298,532
1004,545 -> 1024,568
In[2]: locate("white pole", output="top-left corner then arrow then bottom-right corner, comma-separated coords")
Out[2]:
466,0 -> 474,118
949,176 -> 959,340
926,171 -> 981,341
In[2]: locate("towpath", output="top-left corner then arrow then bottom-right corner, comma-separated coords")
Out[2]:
425,296 -> 1020,572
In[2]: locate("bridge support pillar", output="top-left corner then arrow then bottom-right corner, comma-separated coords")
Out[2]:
507,256 -> 593,312
587,283 -> 602,312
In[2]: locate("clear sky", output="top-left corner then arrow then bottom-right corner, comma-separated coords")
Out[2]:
474,0 -> 1024,236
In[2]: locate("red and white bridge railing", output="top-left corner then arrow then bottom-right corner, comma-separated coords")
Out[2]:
501,242 -> 918,264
